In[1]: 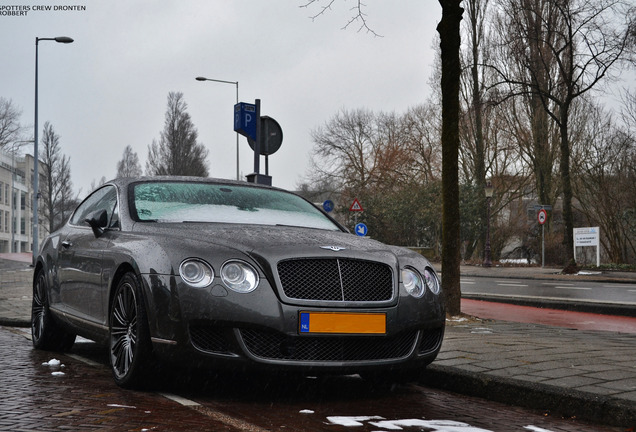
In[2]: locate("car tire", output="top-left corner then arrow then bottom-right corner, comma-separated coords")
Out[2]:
109,272 -> 153,389
31,269 -> 76,351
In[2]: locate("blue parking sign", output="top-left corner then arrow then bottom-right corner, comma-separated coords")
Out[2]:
234,102 -> 257,141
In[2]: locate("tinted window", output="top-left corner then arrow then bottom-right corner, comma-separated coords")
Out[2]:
70,186 -> 118,228
131,182 -> 340,231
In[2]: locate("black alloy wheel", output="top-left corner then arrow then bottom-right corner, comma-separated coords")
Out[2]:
31,269 -> 76,351
109,272 -> 152,388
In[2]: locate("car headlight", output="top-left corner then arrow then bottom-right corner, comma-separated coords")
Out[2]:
402,268 -> 425,298
424,267 -> 441,295
179,258 -> 214,288
220,260 -> 259,293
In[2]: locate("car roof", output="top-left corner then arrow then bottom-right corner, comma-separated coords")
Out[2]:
102,176 -> 284,193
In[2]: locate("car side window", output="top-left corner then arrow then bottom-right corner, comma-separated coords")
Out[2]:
70,186 -> 118,228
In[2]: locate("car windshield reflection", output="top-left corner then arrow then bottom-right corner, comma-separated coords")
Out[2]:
131,181 -> 340,230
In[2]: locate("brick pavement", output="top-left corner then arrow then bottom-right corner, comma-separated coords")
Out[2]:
0,328 -> 238,431
1,256 -> 635,428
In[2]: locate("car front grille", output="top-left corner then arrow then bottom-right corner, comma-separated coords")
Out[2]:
276,258 -> 393,302
239,329 -> 417,362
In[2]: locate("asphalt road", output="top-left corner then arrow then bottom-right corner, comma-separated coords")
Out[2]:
461,275 -> 636,316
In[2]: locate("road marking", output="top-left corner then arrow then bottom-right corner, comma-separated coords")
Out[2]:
497,283 -> 528,287
542,282 -> 574,286
160,393 -> 270,432
66,354 -> 102,368
460,280 -> 476,284
554,286 -> 591,290
160,393 -> 200,406
604,285 -> 636,288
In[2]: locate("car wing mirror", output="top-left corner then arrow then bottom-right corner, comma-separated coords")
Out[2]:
85,209 -> 108,238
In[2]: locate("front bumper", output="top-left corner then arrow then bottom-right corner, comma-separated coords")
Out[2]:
140,273 -> 445,371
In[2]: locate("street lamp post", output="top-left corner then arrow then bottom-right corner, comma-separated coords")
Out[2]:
483,182 -> 494,267
33,36 -> 73,260
195,76 -> 240,181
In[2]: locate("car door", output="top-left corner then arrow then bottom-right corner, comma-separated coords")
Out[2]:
57,185 -> 118,324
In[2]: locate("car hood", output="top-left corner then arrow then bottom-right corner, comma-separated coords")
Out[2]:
133,222 -> 412,264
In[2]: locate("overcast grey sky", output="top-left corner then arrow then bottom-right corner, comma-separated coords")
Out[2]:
1,1 -> 441,197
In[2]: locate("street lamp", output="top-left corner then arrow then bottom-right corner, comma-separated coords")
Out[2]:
33,36 -> 74,260
195,76 -> 240,181
483,182 -> 494,267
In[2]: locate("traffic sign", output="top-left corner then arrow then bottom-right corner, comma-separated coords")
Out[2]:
349,198 -> 364,212
248,116 -> 283,155
234,102 -> 257,141
538,209 -> 547,225
323,200 -> 334,213
355,223 -> 368,237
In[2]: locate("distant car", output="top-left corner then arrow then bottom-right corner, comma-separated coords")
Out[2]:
32,177 -> 444,388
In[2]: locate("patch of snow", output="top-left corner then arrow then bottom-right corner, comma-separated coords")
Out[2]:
369,419 -> 493,431
325,416 -> 558,432
326,416 -> 385,427
500,259 -> 537,265
51,371 -> 65,376
42,359 -> 62,367
299,409 -> 314,414
107,404 -> 137,409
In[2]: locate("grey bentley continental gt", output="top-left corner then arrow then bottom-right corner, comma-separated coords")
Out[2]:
32,177 -> 444,388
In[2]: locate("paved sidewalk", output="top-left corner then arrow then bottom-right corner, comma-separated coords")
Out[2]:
0,255 -> 33,327
1,255 -> 635,428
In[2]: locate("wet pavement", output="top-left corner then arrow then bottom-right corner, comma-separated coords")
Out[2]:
1,254 -> 635,428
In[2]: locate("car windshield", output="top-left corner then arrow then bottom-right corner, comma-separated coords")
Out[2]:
131,181 -> 341,231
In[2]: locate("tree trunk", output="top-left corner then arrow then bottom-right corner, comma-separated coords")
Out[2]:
438,0 -> 464,316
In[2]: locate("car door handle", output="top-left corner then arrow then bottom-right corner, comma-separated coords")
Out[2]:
61,241 -> 73,249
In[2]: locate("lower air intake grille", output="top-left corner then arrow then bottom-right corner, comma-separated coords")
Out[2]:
189,325 -> 232,354
240,329 -> 417,362
418,327 -> 444,354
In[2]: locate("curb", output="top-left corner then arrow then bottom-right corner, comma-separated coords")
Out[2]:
462,294 -> 636,317
0,317 -> 31,328
422,364 -> 636,428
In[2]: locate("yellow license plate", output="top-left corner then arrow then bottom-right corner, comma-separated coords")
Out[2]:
299,312 -> 386,335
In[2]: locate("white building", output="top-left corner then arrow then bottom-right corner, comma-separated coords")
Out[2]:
0,147 -> 45,254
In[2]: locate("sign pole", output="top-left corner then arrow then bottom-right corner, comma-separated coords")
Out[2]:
254,99 -> 261,175
542,224 -> 545,268
537,208 -> 547,268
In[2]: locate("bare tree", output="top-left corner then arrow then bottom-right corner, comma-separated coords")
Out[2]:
573,100 -> 636,263
0,98 -> 26,149
117,145 -> 142,177
300,0 -> 381,36
40,122 -> 74,233
492,0 -> 632,269
146,92 -> 209,177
